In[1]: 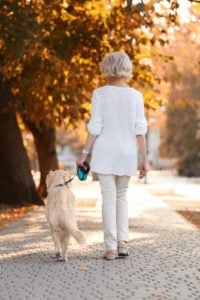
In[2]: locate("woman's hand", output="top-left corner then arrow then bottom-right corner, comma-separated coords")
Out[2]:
76,154 -> 88,171
138,161 -> 150,179
76,133 -> 96,172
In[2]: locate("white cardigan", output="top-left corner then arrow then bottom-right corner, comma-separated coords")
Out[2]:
87,85 -> 148,176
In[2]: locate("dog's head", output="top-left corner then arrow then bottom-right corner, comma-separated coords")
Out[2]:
46,170 -> 71,189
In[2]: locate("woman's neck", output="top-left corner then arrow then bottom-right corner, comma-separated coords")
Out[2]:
107,78 -> 128,87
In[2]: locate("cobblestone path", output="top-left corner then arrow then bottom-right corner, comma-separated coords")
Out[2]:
0,179 -> 199,300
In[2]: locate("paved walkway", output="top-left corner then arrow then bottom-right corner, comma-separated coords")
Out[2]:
0,177 -> 199,300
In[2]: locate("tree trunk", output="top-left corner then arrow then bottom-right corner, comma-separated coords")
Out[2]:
0,76 -> 43,206
23,120 -> 59,198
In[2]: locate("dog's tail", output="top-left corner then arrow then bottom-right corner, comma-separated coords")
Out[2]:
65,221 -> 85,245
70,227 -> 85,245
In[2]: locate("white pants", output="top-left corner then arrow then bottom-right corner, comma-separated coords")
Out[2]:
97,174 -> 131,251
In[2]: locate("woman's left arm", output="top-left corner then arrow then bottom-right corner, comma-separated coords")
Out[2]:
76,90 -> 103,169
76,133 -> 96,168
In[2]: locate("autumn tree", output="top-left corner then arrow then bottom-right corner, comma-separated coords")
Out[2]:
160,8 -> 200,175
0,74 -> 42,206
0,0 -> 180,202
1,0 -> 108,197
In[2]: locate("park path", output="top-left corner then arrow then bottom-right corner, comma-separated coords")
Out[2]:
0,176 -> 199,300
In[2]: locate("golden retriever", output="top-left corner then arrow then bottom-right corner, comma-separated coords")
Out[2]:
45,170 -> 85,262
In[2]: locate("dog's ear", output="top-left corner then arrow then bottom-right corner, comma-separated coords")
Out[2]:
46,171 -> 54,189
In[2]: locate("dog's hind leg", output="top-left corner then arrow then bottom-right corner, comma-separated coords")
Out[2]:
51,226 -> 61,258
57,230 -> 69,262
60,231 -> 70,262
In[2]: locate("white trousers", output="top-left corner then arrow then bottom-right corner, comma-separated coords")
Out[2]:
97,174 -> 131,251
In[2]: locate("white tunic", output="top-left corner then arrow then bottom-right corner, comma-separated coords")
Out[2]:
87,85 -> 148,176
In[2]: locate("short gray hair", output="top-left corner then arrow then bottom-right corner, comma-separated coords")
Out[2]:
99,51 -> 133,79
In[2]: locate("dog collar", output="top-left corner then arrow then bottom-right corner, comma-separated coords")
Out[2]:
53,177 -> 75,188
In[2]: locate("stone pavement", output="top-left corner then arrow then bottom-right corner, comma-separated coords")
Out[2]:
0,176 -> 200,300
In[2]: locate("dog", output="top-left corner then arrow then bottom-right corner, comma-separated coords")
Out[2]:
45,170 -> 85,262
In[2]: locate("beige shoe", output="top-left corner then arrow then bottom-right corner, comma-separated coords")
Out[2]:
118,241 -> 129,257
103,250 -> 117,260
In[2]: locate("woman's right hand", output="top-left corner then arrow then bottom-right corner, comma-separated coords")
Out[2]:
138,161 -> 150,179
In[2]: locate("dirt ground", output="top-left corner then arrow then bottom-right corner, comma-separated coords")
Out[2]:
0,197 -> 97,228
148,185 -> 200,230
0,205 -> 36,228
1,175 -> 200,232
164,200 -> 200,230
1,201 -> 199,230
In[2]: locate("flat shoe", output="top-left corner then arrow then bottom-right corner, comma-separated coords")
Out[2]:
118,247 -> 129,256
103,250 -> 117,260
118,241 -> 129,257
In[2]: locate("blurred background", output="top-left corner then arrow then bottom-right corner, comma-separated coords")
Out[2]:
0,0 -> 199,208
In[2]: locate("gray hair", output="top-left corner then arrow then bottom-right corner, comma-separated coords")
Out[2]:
99,51 -> 133,79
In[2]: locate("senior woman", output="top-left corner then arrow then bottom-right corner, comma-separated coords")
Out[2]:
76,51 -> 148,260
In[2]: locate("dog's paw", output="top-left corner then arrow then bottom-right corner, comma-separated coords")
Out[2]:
57,256 -> 68,263
55,252 -> 61,258
51,252 -> 61,259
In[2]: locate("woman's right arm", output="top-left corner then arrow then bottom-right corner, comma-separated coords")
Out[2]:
136,135 -> 149,178
134,94 -> 149,178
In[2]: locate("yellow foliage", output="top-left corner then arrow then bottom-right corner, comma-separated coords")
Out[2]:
52,9 -> 59,18
48,95 -> 53,103
61,8 -> 77,22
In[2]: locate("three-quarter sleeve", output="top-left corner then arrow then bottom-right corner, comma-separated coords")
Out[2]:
134,94 -> 148,135
87,90 -> 103,136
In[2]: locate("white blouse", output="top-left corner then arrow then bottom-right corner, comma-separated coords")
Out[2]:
87,85 -> 148,176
